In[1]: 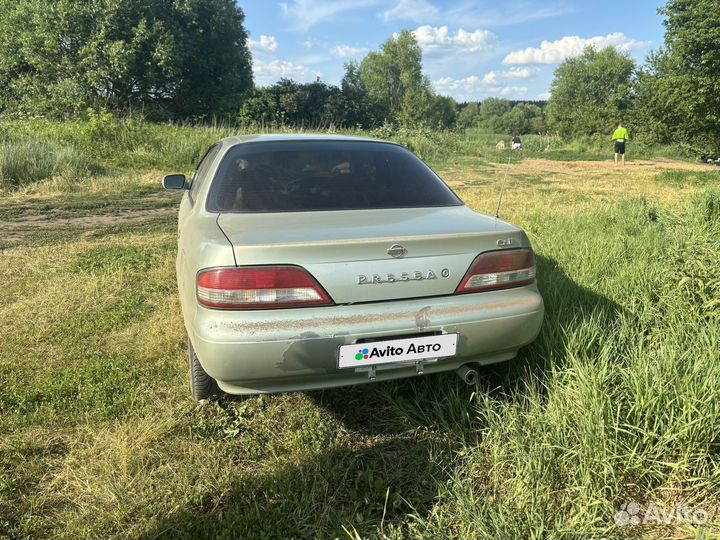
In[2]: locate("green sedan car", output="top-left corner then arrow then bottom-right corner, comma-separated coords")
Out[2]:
163,135 -> 543,400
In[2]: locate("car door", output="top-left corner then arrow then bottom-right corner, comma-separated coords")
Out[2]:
178,144 -> 221,234
177,144 -> 221,290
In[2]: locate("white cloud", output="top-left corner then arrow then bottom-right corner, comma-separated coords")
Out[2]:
300,39 -> 368,61
432,75 -> 528,100
280,0 -> 380,31
413,25 -> 496,54
481,72 -> 499,85
331,45 -> 370,58
481,67 -> 533,85
248,35 -> 278,54
537,91 -> 551,100
504,67 -> 532,78
495,86 -> 528,96
434,75 -> 482,93
503,32 -> 650,65
381,0 -> 439,23
253,59 -> 318,85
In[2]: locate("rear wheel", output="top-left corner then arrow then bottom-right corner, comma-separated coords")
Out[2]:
188,339 -> 221,401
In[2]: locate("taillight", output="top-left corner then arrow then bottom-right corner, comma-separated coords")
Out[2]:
456,248 -> 536,293
197,266 -> 334,309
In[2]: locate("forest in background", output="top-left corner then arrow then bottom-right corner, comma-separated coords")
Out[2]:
0,0 -> 718,155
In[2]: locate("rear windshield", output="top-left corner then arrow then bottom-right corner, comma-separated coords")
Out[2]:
205,140 -> 462,212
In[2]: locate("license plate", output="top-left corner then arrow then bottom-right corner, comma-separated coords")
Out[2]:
338,334 -> 458,369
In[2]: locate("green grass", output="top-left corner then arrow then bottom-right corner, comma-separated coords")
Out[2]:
656,169 -> 720,186
1,119 -> 719,539
0,138 -> 103,189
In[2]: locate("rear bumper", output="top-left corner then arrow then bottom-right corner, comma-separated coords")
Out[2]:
188,285 -> 544,394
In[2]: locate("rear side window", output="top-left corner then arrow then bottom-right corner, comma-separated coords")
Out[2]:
189,144 -> 221,202
205,141 -> 462,212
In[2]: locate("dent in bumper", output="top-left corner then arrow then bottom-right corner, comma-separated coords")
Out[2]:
187,286 -> 544,393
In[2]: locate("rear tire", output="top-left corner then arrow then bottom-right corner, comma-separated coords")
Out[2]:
188,339 -> 221,401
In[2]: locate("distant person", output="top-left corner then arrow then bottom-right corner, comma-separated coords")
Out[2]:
611,122 -> 629,165
512,135 -> 522,150
496,140 -> 506,150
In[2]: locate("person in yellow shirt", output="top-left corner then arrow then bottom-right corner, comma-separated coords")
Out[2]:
611,122 -> 630,166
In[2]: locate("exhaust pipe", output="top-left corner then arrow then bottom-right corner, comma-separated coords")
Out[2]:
456,364 -> 479,385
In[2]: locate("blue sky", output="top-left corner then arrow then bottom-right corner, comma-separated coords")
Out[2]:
242,0 -> 667,102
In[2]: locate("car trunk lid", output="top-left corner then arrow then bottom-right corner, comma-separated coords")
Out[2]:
216,206 -> 528,304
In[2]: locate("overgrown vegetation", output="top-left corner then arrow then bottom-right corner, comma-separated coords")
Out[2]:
0,0 -> 252,118
1,119 -> 719,539
632,0 -> 720,154
546,47 -> 634,137
0,138 -> 103,189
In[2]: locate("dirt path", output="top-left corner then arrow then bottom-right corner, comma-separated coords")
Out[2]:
440,156 -> 719,219
513,158 -> 715,173
445,157 -> 716,183
1,207 -> 177,247
7,207 -> 176,229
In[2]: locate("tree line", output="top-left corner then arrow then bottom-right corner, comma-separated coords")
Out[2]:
547,0 -> 719,154
0,0 -> 717,153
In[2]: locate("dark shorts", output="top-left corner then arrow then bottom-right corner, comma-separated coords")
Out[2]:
614,141 -> 626,154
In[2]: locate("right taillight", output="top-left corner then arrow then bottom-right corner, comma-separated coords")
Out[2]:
456,248 -> 536,293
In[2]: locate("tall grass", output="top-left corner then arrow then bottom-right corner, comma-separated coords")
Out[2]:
0,117 -> 230,171
0,118 -> 701,190
408,193 -> 720,538
0,138 -> 102,189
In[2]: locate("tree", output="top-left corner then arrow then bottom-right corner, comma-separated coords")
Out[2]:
497,103 -> 545,135
457,102 -> 481,129
546,47 -> 635,137
633,0 -> 720,153
238,79 -> 345,128
0,0 -> 253,118
478,98 -> 512,131
426,95 -> 457,128
339,61 -> 376,128
359,30 -> 435,126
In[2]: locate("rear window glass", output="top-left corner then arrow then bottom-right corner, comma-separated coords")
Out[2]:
205,141 -> 462,212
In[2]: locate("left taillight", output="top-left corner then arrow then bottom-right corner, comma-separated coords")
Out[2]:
456,248 -> 536,293
196,266 -> 334,310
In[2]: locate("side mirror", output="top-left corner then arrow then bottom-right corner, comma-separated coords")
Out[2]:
163,174 -> 187,190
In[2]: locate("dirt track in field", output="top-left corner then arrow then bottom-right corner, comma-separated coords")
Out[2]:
7,207 -> 176,229
444,157 -> 717,185
0,207 -> 176,247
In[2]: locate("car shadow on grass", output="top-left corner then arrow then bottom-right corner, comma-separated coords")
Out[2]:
144,254 -> 624,539
145,428 -> 450,539
308,254 -> 625,431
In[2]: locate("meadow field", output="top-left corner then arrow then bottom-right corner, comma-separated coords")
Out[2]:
1,121 -> 719,539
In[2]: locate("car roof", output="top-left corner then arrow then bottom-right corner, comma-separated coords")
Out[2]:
219,134 -> 398,147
